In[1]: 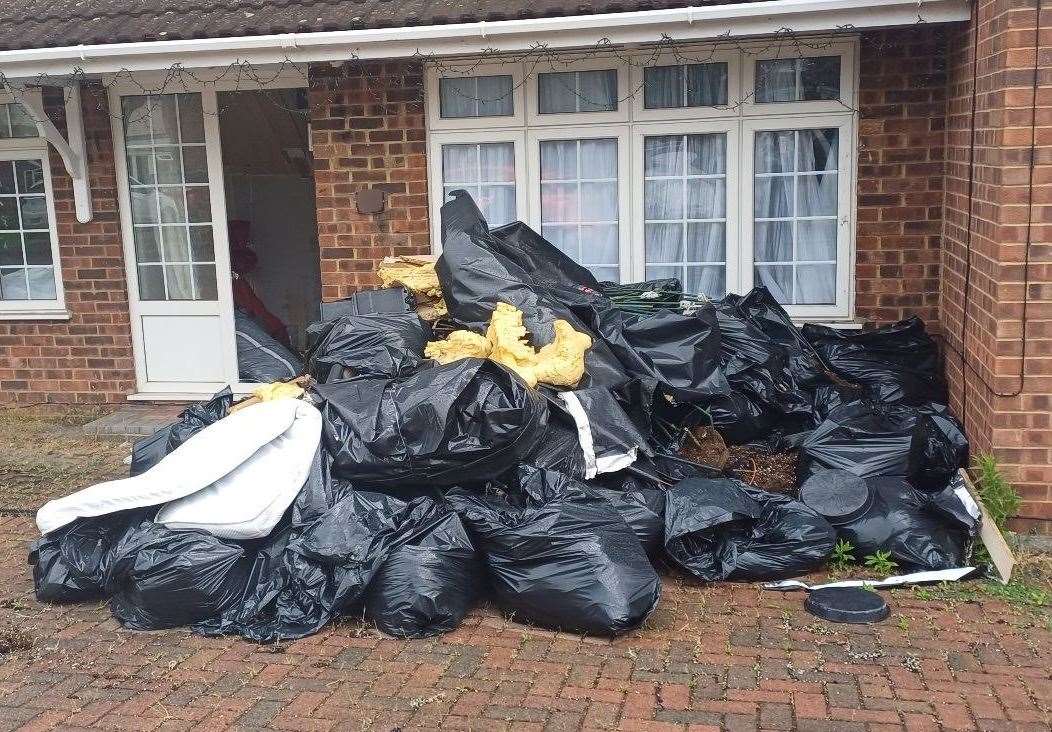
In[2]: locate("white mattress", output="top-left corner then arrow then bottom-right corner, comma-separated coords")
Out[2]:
37,399 -> 322,540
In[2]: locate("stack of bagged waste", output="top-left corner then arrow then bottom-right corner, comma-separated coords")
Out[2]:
29,189 -> 980,642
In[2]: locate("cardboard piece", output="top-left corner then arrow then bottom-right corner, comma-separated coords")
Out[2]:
957,468 -> 1016,584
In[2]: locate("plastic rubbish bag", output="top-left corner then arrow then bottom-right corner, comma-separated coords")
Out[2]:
798,401 -> 968,490
104,523 -> 251,630
235,310 -> 303,383
314,359 -> 548,487
364,500 -> 482,638
436,191 -> 626,387
799,470 -> 979,570
130,388 -> 232,476
556,387 -> 653,478
305,312 -> 430,382
592,486 -> 666,555
803,317 -> 946,405
30,509 -> 148,602
447,466 -> 660,635
664,477 -> 836,581
489,219 -> 602,292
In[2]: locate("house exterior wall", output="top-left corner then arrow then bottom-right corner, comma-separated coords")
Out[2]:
941,0 -> 1051,532
0,85 -> 136,404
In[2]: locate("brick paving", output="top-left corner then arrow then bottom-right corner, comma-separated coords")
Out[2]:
0,516 -> 1047,731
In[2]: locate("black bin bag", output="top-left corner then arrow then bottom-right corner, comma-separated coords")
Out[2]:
802,317 -> 947,405
364,499 -> 482,638
104,523 -> 251,630
130,388 -> 233,476
591,486 -> 666,556
235,310 -> 303,383
447,466 -> 661,636
799,401 -> 969,490
800,470 -> 979,570
304,312 -> 430,382
664,477 -> 836,582
314,359 -> 548,487
436,191 -> 627,388
30,509 -> 148,603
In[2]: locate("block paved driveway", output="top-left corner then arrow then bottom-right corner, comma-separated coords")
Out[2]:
0,515 -> 1047,732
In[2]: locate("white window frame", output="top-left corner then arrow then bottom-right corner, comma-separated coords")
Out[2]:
527,125 -> 631,281
0,89 -> 67,319
740,113 -> 855,319
629,49 -> 742,122
425,61 -> 525,131
425,36 -> 858,319
525,56 -> 630,127
741,40 -> 857,116
427,129 -> 527,251
631,119 -> 740,298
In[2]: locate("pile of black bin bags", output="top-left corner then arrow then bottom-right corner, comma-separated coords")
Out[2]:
29,190 -> 980,641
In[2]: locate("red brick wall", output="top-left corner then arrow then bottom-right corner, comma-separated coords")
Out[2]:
855,27 -> 948,328
941,0 -> 1051,531
0,85 -> 135,404
309,61 -> 430,302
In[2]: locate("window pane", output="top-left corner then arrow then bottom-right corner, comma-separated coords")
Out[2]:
686,179 -> 725,219
800,57 -> 841,101
0,198 -> 18,229
543,225 -> 578,258
134,227 -> 161,262
797,173 -> 838,216
161,227 -> 190,262
177,94 -> 205,142
23,232 -> 52,265
540,140 -> 577,180
580,224 -> 618,264
755,59 -> 797,103
685,265 -> 725,298
14,160 -> 44,194
439,75 -> 513,118
121,97 -> 153,145
796,264 -> 836,304
158,188 -> 187,223
643,65 -> 681,109
182,146 -> 208,184
478,185 -> 515,226
153,147 -> 183,184
541,182 -> 578,222
478,143 -> 515,182
19,197 -> 47,229
137,264 -> 166,300
26,266 -> 56,299
580,139 -> 617,179
754,177 -> 793,218
645,265 -> 680,283
755,130 -> 795,173
686,63 -> 728,107
189,226 -> 215,262
149,96 -> 180,144
644,135 -> 683,177
7,103 -> 38,138
755,264 -> 793,302
687,134 -> 725,175
0,267 -> 27,299
0,161 -> 14,194
589,266 -> 619,283
798,128 -> 839,172
194,264 -> 218,300
165,264 -> 194,300
581,181 -> 617,220
0,233 -> 22,265
755,221 -> 792,262
185,187 -> 211,223
539,70 -> 616,114
686,222 -> 725,263
441,144 -> 477,184
644,179 -> 682,220
646,223 -> 682,263
798,220 -> 837,261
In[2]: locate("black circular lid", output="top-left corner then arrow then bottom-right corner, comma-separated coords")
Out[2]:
805,587 -> 890,624
800,470 -> 872,525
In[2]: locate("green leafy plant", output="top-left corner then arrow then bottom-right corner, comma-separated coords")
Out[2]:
973,454 -> 1020,530
828,539 -> 856,573
863,550 -> 898,577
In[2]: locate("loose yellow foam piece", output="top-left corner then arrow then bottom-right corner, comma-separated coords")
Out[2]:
424,330 -> 492,364
251,381 -> 305,402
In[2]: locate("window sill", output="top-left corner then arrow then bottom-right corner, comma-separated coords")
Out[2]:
0,308 -> 72,321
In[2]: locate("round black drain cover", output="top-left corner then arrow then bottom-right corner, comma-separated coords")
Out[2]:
800,470 -> 872,525
805,587 -> 890,624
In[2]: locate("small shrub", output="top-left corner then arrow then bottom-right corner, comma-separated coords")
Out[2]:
863,550 -> 898,577
973,454 -> 1020,530
829,539 -> 856,573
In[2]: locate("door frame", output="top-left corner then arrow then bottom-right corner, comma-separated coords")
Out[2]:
108,66 -> 309,397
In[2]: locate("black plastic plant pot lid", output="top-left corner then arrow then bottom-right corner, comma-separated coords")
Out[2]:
799,469 -> 872,525
805,587 -> 890,624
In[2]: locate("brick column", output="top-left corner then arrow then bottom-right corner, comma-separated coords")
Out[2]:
941,0 -> 1051,530
308,61 -> 430,302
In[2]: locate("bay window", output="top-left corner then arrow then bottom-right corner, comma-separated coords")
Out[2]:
426,40 -> 856,318
0,94 -> 66,319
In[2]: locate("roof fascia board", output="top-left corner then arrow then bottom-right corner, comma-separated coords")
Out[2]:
0,0 -> 969,79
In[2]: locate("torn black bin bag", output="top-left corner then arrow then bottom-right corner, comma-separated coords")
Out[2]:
664,477 -> 836,582
104,523 -> 251,630
798,401 -> 968,490
447,466 -> 661,636
235,310 -> 303,383
30,508 -> 150,603
553,387 -> 654,478
436,191 -> 627,387
800,470 -> 979,570
304,312 -> 430,382
314,359 -> 549,487
802,317 -> 947,405
364,499 -> 482,638
130,388 -> 233,476
489,219 -> 602,292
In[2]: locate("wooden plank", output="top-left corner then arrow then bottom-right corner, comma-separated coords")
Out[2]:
957,468 -> 1016,584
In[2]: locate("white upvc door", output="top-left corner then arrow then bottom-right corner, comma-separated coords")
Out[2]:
112,87 -> 238,396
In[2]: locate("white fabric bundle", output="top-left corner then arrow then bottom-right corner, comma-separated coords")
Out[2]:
36,399 -> 322,540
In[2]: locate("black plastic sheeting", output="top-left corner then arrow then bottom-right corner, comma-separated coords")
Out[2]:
800,472 -> 979,570
664,477 -> 836,581
235,311 -> 304,383
448,467 -> 661,635
803,317 -> 947,406
304,313 -> 431,382
130,388 -> 233,476
314,359 -> 549,488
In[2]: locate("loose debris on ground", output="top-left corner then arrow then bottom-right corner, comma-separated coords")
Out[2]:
726,445 -> 799,495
